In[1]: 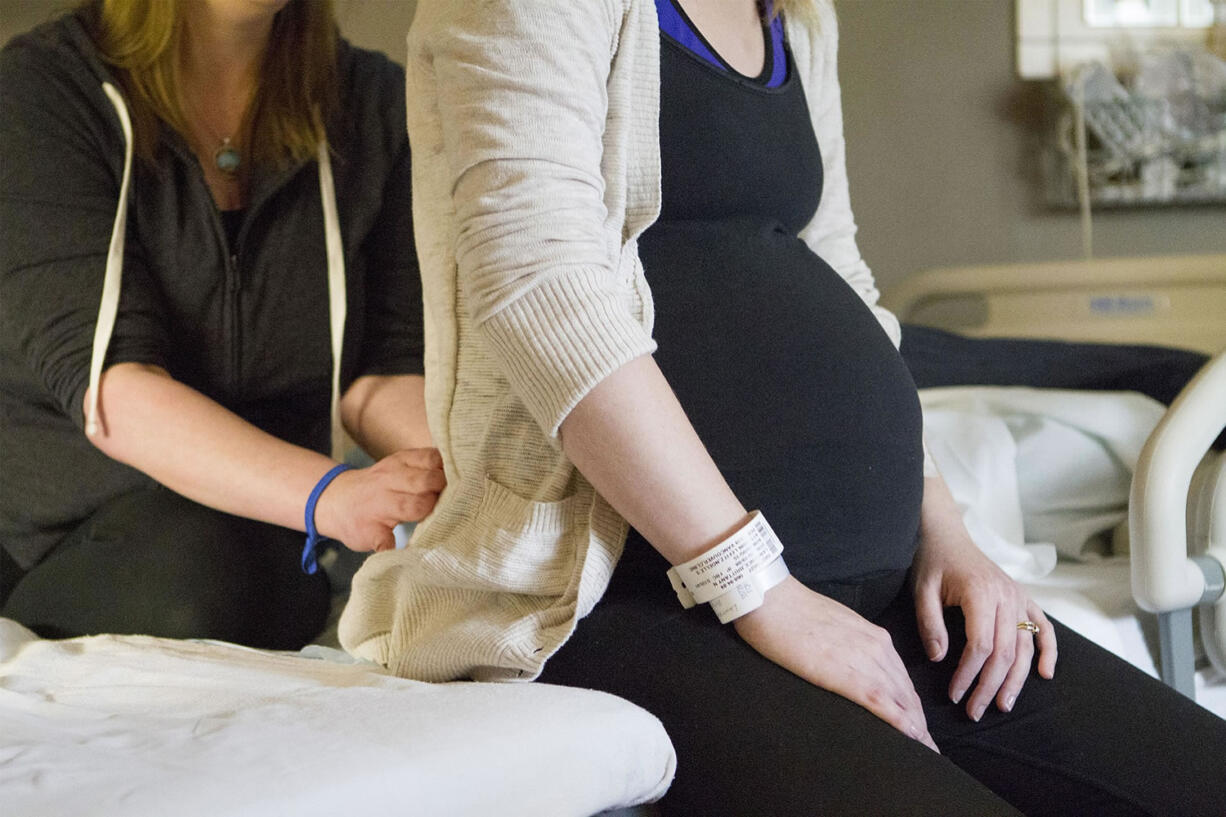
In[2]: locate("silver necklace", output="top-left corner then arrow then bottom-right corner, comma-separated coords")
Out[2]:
213,136 -> 241,176
191,106 -> 243,177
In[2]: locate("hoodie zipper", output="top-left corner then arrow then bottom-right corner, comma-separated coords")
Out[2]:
225,249 -> 242,395
204,195 -> 242,400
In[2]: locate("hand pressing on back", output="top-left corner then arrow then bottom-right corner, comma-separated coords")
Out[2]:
313,448 -> 446,553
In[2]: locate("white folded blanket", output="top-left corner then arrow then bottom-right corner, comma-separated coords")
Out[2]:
0,618 -> 674,817
920,387 -> 1166,577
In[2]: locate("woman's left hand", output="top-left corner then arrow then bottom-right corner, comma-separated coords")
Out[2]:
911,476 -> 1058,721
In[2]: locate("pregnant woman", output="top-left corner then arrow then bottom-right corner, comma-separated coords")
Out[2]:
339,1 -> 1226,814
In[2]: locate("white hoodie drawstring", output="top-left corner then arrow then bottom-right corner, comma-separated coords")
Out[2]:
87,84 -> 347,462
86,82 -> 134,438
316,140 -> 347,462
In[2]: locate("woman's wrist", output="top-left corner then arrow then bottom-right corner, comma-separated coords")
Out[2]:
916,475 -> 970,552
664,511 -> 790,623
731,574 -> 802,637
300,463 -> 353,574
306,463 -> 351,539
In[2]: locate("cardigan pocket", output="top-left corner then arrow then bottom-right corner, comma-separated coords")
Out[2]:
453,475 -> 581,597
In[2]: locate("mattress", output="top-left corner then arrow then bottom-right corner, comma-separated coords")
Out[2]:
0,618 -> 675,817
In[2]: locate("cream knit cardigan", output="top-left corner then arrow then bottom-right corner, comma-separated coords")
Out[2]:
339,0 -> 903,681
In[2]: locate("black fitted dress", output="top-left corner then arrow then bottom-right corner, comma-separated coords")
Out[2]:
635,19 -> 923,594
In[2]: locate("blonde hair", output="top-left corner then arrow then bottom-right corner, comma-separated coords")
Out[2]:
768,0 -> 819,24
89,0 -> 338,168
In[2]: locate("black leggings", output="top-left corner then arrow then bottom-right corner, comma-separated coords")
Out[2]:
539,534 -> 1226,817
1,486 -> 330,650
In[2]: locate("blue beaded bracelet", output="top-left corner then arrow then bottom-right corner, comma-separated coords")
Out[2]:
301,463 -> 354,575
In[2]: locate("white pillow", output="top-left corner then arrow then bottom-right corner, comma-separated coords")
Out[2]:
0,619 -> 674,817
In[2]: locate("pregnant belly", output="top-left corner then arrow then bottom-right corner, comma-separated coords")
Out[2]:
639,218 -> 924,581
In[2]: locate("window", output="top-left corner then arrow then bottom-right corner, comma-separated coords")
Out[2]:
1084,0 -> 1213,28
1017,0 -> 1218,78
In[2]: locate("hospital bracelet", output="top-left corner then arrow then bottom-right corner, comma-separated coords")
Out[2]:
708,556 -> 791,623
301,463 -> 354,575
666,511 -> 789,623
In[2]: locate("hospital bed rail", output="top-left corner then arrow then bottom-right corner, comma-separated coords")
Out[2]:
1130,349 -> 1226,697
881,253 -> 1226,356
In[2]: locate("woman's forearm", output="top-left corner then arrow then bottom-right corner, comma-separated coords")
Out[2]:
916,474 -> 974,557
85,363 -> 336,532
560,357 -> 937,746
339,373 -> 433,459
559,354 -> 748,565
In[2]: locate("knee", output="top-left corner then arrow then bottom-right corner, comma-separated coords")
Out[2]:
152,508 -> 331,648
5,491 -> 330,649
151,591 -> 254,642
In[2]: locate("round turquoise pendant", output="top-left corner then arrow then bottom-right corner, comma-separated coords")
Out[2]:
214,139 -> 241,175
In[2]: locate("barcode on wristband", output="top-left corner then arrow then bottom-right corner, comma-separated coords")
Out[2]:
674,512 -> 783,605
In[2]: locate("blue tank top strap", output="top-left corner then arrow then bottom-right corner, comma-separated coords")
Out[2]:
765,5 -> 786,87
654,0 -> 787,88
655,0 -> 723,73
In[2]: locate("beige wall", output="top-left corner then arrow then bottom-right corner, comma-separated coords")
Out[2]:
333,0 -> 417,64
1,0 -> 75,35
4,0 -> 1223,292
836,0 -> 1226,290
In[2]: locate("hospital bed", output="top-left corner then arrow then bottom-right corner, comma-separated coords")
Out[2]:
4,255 -> 1224,816
884,252 -> 1226,711
0,603 -> 673,817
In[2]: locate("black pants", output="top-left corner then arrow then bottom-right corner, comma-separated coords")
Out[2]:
539,534 -> 1226,817
1,486 -> 330,650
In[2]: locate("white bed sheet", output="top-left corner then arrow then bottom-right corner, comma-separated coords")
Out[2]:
0,619 -> 675,817
922,386 -> 1226,719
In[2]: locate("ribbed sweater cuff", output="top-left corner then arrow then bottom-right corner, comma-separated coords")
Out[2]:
480,268 -> 658,438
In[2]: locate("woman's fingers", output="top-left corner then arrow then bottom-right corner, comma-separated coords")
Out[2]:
964,601 -> 1017,721
863,682 -> 939,753
1030,602 -> 1058,679
948,594 -> 996,707
914,533 -> 1057,721
842,632 -> 934,750
388,446 -> 443,466
994,600 -> 1055,712
950,589 -> 1055,720
418,467 -> 447,492
913,579 -> 950,662
390,447 -> 444,472
371,529 -> 397,552
872,641 -> 939,752
395,490 -> 439,521
385,448 -> 447,492
996,627 -> 1035,713
368,448 -> 446,506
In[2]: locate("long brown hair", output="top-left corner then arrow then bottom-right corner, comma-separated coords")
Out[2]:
89,0 -> 338,168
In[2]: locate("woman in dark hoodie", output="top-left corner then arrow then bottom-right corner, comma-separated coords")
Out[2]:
0,0 -> 441,649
